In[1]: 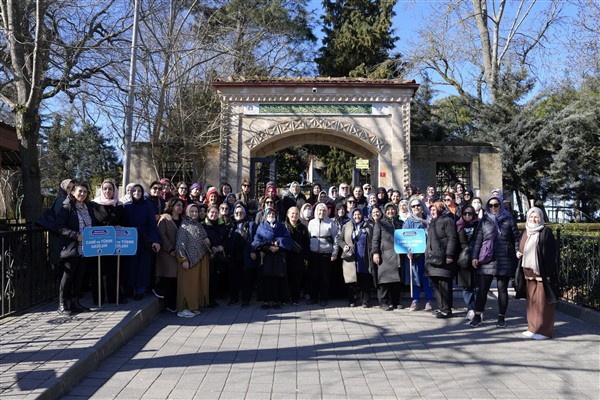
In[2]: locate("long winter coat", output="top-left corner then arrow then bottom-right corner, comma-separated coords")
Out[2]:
124,196 -> 161,289
339,220 -> 370,283
425,212 -> 458,279
471,212 -> 520,277
371,217 -> 402,284
285,219 -> 310,270
156,214 -> 179,278
227,218 -> 259,270
518,227 -> 560,304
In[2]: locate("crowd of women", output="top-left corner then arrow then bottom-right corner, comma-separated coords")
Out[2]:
51,177 -> 559,340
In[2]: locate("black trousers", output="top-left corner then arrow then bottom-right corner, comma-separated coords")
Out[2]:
309,252 -> 332,302
475,274 -> 510,315
60,256 -> 87,302
241,268 -> 256,303
378,281 -> 401,307
263,275 -> 287,303
430,276 -> 454,313
347,272 -> 372,304
287,259 -> 305,303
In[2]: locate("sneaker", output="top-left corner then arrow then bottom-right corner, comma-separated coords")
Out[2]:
522,330 -> 535,338
469,314 -> 482,327
152,289 -> 164,299
424,301 -> 433,312
465,310 -> 475,321
531,333 -> 550,340
409,300 -> 419,311
496,316 -> 506,328
435,311 -> 451,319
177,310 -> 195,318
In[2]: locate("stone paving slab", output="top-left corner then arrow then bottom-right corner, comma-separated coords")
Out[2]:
0,295 -> 162,399
54,293 -> 600,400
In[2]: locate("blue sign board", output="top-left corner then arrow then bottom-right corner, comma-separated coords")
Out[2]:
394,229 -> 426,254
114,227 -> 138,256
83,226 -> 116,257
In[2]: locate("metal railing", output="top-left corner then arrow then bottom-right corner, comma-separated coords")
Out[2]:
558,230 -> 600,311
1,225 -> 59,318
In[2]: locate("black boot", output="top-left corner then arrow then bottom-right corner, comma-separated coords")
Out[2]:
71,298 -> 90,313
58,299 -> 71,315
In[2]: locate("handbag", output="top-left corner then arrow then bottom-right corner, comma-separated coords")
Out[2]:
341,245 -> 355,261
291,240 -> 303,254
513,260 -> 527,299
478,231 -> 497,264
457,246 -> 471,269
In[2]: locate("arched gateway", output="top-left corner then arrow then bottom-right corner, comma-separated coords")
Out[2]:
209,77 -> 419,191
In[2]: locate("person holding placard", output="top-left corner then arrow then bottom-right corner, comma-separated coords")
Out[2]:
404,198 -> 433,312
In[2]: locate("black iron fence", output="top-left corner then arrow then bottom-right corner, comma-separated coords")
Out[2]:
1,225 -> 59,318
557,229 -> 600,311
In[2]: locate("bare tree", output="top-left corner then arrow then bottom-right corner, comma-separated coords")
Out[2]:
406,0 -> 564,102
0,0 -> 131,221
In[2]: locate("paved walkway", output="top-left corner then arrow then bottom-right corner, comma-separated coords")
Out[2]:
1,292 -> 599,400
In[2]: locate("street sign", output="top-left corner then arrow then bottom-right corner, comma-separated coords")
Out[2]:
394,229 -> 426,254
82,226 -> 116,257
114,227 -> 138,256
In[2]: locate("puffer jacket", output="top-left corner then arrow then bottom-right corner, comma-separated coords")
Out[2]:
471,213 -> 520,277
425,212 -> 458,278
307,217 -> 338,256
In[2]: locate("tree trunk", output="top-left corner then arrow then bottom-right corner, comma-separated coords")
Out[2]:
15,108 -> 43,222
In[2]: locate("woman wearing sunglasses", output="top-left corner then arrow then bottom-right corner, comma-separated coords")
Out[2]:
470,195 -> 520,328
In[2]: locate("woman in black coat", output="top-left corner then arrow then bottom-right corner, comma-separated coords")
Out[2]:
56,182 -> 97,314
456,205 -> 480,320
371,202 -> 403,311
425,201 -> 459,318
516,207 -> 559,340
470,195 -> 520,328
284,206 -> 310,305
91,179 -> 126,304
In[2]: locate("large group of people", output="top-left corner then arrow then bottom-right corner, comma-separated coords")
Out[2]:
52,177 -> 559,339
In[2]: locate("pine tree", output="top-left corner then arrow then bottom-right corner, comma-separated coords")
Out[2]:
316,0 -> 402,78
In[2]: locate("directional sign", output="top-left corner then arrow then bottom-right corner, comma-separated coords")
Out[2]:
394,229 -> 426,254
82,226 -> 116,257
114,227 -> 138,256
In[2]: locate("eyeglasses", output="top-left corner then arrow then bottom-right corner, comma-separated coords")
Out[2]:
151,186 -> 162,191
444,198 -> 452,202
265,201 -> 274,205
463,212 -> 474,216
241,184 -> 249,187
411,204 -> 421,209
489,203 -> 501,208
364,186 -> 371,190
347,200 -> 355,203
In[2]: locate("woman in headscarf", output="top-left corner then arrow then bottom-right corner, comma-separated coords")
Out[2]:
175,203 -> 211,317
91,179 -> 126,304
154,197 -> 184,311
371,202 -> 403,311
398,199 -> 410,223
226,203 -> 258,306
262,181 -> 285,221
306,183 -> 322,206
365,194 -> 379,218
307,202 -> 338,306
456,204 -> 480,321
469,195 -> 520,328
425,201 -> 459,319
339,208 -> 372,308
189,183 -> 204,205
284,206 -> 310,305
332,201 -> 350,299
404,198 -> 433,312
124,184 -> 162,300
56,182 -> 97,314
328,186 -> 339,203
253,207 -> 293,309
282,181 -> 307,215
516,207 -> 559,340
375,187 -> 388,209
203,205 -> 229,307
299,202 -> 313,227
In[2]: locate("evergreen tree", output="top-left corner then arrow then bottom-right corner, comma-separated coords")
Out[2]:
316,0 -> 402,78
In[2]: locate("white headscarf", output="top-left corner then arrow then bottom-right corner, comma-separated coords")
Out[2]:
522,207 -> 545,274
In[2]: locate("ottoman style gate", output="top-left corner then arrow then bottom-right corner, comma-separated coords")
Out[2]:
210,77 -> 420,192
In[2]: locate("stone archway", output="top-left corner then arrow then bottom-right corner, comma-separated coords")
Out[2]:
211,77 -> 420,191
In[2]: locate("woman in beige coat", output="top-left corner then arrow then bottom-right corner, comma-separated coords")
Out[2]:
154,197 -> 184,311
339,208 -> 372,307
